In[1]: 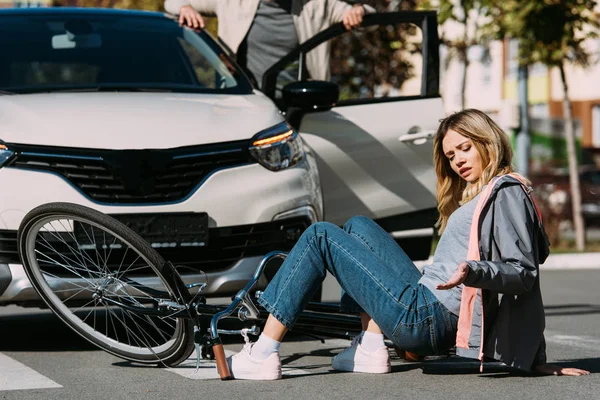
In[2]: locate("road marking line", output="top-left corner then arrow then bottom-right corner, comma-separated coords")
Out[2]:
545,331 -> 600,351
415,255 -> 600,270
167,349 -> 311,380
0,352 -> 62,391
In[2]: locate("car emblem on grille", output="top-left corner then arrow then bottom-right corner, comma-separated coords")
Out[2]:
105,150 -> 171,196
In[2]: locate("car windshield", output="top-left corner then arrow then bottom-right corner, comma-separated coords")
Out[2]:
0,12 -> 253,94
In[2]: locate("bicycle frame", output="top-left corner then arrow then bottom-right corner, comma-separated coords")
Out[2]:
100,250 -> 362,379
193,251 -> 362,379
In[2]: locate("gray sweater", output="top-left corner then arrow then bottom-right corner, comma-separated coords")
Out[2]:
243,0 -> 298,88
419,193 -> 481,316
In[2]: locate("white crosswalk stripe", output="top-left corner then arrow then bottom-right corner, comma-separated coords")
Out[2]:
0,352 -> 62,391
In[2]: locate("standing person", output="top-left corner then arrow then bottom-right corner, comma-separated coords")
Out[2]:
163,0 -> 371,88
221,108 -> 590,380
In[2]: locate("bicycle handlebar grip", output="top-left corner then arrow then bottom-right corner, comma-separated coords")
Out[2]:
213,344 -> 232,380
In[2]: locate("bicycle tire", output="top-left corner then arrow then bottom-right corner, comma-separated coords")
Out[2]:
18,202 -> 195,366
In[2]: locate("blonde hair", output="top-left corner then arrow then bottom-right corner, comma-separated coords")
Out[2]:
433,109 -> 526,233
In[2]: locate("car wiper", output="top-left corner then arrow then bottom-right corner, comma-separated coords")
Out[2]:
99,86 -> 175,93
43,86 -> 175,93
0,90 -> 15,95
4,84 -> 212,95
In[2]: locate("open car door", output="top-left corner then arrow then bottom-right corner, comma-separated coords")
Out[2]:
264,11 -> 442,265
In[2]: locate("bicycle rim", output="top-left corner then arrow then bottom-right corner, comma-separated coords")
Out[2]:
19,206 -> 193,364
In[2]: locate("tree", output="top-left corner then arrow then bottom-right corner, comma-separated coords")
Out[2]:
487,0 -> 599,250
419,0 -> 492,110
329,0 -> 421,100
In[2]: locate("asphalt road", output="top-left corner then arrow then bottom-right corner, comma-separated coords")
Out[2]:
1,269 -> 599,400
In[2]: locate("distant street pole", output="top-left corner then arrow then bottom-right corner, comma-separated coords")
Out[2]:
516,64 -> 530,177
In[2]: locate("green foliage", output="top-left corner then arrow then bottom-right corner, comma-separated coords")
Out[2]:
424,0 -> 494,107
330,21 -> 420,100
427,0 -> 494,53
485,0 -> 599,68
328,0 -> 421,100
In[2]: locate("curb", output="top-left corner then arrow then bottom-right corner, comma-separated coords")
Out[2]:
538,252 -> 600,270
414,253 -> 600,270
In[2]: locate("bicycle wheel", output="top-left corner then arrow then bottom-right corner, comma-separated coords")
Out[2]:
18,202 -> 195,366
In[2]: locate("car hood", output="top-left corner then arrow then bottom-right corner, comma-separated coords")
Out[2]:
0,92 -> 284,149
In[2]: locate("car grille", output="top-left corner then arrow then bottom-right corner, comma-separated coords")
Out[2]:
0,230 -> 17,265
0,216 -> 309,276
7,141 -> 254,204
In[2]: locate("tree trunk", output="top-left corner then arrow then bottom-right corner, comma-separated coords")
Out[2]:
516,64 -> 530,177
560,62 -> 586,251
461,56 -> 468,110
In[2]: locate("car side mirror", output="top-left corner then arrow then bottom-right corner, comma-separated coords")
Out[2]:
282,81 -> 339,112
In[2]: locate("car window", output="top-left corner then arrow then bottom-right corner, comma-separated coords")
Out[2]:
0,14 -> 252,94
328,23 -> 423,101
272,22 -> 423,103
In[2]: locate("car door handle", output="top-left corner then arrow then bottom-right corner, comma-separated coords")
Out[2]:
398,129 -> 436,143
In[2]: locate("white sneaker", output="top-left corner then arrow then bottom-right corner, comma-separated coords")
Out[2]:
225,332 -> 282,380
331,336 -> 391,374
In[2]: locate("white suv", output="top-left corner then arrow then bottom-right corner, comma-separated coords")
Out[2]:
0,7 -> 442,305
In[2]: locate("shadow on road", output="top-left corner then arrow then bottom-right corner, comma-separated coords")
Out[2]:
552,357 -> 600,373
0,308 -> 95,352
421,357 -> 600,376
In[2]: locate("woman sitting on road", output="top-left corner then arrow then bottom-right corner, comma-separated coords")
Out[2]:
223,108 -> 590,379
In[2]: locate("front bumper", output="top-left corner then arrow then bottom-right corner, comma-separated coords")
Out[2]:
1,256 -> 272,306
0,208 -> 316,305
0,152 -> 322,305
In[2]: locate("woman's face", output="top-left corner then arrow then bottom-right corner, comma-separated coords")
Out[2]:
442,129 -> 483,183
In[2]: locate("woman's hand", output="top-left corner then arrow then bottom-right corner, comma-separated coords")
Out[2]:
342,4 -> 365,30
179,5 -> 205,29
436,261 -> 469,290
534,363 -> 590,376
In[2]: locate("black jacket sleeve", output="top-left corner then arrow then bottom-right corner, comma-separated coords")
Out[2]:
463,184 -> 539,295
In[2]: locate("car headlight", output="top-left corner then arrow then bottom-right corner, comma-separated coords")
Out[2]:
250,122 -> 304,171
0,143 -> 14,167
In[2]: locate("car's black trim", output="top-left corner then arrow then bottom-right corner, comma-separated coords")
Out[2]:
6,141 -> 255,205
373,206 -> 438,233
0,215 -> 312,274
0,263 -> 11,297
374,207 -> 438,261
330,94 -> 442,108
0,229 -> 17,266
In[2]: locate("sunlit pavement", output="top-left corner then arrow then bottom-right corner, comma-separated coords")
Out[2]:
1,269 -> 599,400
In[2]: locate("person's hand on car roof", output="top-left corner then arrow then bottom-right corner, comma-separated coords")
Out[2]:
179,5 -> 205,29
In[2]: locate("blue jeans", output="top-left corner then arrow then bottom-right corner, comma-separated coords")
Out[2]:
257,216 -> 458,355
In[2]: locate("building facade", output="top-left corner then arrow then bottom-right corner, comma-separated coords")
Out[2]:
439,8 -> 600,172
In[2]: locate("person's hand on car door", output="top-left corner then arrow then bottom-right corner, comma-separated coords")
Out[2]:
342,4 -> 365,30
179,5 -> 205,29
